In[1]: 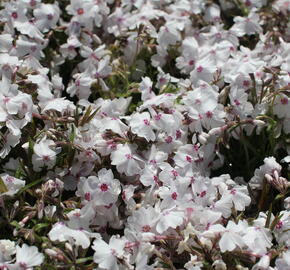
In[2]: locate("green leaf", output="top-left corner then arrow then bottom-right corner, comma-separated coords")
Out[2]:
10,220 -> 21,229
0,176 -> 8,193
16,178 -> 43,196
34,223 -> 50,232
76,256 -> 93,264
265,204 -> 272,228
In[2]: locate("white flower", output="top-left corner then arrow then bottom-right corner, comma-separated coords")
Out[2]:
32,137 -> 58,172
0,240 -> 15,263
76,168 -> 121,206
92,236 -> 125,270
0,174 -> 25,197
48,222 -> 96,249
34,3 -> 60,32
12,244 -> 44,270
129,112 -> 156,142
273,94 -> 290,119
219,220 -> 247,252
111,144 -> 144,176
230,11 -> 262,36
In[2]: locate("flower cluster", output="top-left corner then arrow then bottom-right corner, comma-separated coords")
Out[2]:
0,0 -> 290,269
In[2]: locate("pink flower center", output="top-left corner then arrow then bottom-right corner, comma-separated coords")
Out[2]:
234,99 -> 241,106
100,183 -> 109,192
47,14 -> 53,20
84,192 -> 91,201
142,225 -> 151,232
206,111 -> 213,118
230,189 -> 237,195
143,119 -> 150,126
188,60 -> 195,66
197,66 -> 203,73
186,155 -> 192,163
150,159 -> 157,165
125,153 -> 133,160
171,192 -> 177,200
154,114 -> 161,121
171,170 -> 178,177
165,136 -> 173,144
77,8 -> 84,15
176,129 -> 181,139
200,191 -> 207,197
43,155 -> 50,162
243,80 -> 250,87
281,97 -> 288,105
11,12 -> 18,19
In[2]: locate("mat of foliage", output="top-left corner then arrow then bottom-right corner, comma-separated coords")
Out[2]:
0,0 -> 290,269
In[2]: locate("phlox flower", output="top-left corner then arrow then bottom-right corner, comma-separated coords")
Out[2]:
111,144 -> 144,176
129,112 -> 156,142
76,168 -> 121,206
9,244 -> 44,270
230,10 -> 262,36
48,222 -> 97,249
92,235 -> 126,270
0,174 -> 25,197
32,137 -> 59,172
218,220 -> 247,253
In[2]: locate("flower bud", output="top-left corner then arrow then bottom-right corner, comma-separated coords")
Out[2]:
253,120 -> 265,127
45,248 -> 58,257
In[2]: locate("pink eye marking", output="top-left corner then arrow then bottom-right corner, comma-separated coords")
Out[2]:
230,189 -> 237,195
188,60 -> 195,66
100,183 -> 109,192
77,8 -> 84,15
243,80 -> 250,87
197,66 -> 203,73
206,111 -> 213,118
165,136 -> 173,144
171,192 -> 177,200
154,114 -> 161,121
200,191 -> 206,197
234,99 -> 241,106
281,97 -> 288,105
84,192 -> 91,201
125,153 -> 133,160
171,170 -> 178,177
43,155 -> 50,161
142,225 -> 151,232
143,119 -> 150,126
11,12 -> 18,19
186,155 -> 192,163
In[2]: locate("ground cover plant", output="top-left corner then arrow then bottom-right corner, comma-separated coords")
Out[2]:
0,0 -> 290,269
